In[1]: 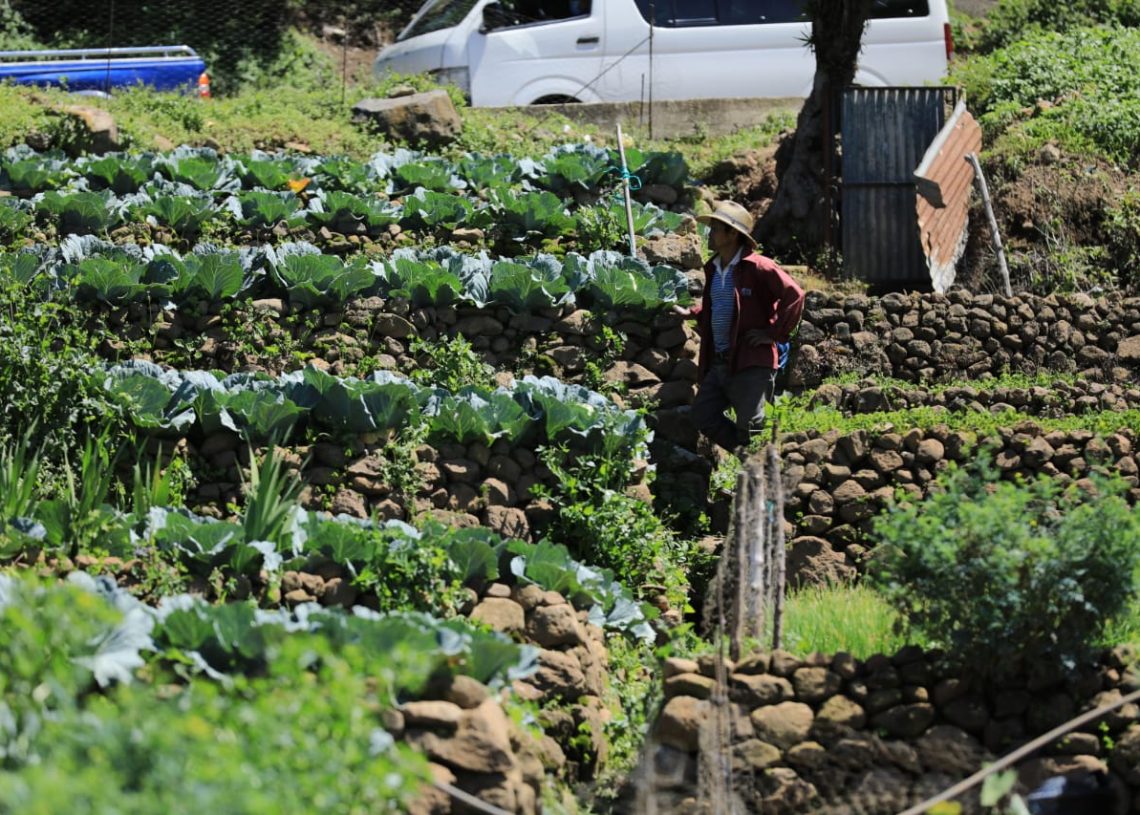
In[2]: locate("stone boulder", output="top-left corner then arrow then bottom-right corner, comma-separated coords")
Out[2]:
787,536 -> 855,588
60,105 -> 121,155
352,90 -> 461,147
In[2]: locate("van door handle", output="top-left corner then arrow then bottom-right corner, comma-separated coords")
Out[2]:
577,36 -> 599,45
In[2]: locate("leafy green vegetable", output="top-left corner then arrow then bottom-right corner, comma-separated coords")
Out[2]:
493,189 -> 575,238
377,254 -> 464,307
488,258 -> 572,311
539,144 -> 612,194
237,156 -> 302,191
81,155 -> 155,195
0,199 -> 33,244
307,190 -> 399,235
312,155 -> 374,194
426,388 -> 532,445
0,251 -> 41,285
232,190 -> 302,229
393,158 -> 462,193
140,195 -> 216,238
35,191 -> 121,234
270,252 -> 376,308
149,252 -> 247,302
581,251 -> 690,310
3,156 -> 72,194
456,153 -> 520,192
162,155 -> 234,191
400,188 -> 474,230
66,257 -> 154,304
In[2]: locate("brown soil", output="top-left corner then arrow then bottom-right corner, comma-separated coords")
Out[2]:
700,139 -> 785,223
993,151 -> 1127,243
312,38 -> 379,86
957,148 -> 1133,290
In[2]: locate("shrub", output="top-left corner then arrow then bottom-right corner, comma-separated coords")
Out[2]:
0,277 -> 125,471
952,26 -> 1140,165
1104,187 -> 1140,289
409,334 -> 492,393
533,440 -> 704,612
976,0 -> 1140,53
869,456 -> 1140,678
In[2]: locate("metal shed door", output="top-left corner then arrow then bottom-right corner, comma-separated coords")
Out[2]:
840,87 -> 950,287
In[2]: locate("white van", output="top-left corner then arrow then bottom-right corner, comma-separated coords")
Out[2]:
375,0 -> 952,107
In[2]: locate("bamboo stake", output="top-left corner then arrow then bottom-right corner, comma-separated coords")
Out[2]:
616,122 -> 638,257
967,152 -> 1012,297
768,444 -> 786,650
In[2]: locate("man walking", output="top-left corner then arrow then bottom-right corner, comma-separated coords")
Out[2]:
675,200 -> 805,453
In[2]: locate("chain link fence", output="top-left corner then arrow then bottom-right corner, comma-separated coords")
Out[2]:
0,0 -> 426,95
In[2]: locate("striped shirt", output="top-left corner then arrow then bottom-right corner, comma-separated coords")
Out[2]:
710,247 -> 743,354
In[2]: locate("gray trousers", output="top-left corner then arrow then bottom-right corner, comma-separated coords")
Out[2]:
692,363 -> 776,450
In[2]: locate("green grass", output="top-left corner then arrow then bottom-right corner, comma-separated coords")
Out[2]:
777,582 -> 923,659
1101,599 -> 1140,648
772,401 -> 1140,439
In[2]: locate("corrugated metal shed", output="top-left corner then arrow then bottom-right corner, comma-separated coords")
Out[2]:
840,87 -> 954,286
914,98 -> 983,292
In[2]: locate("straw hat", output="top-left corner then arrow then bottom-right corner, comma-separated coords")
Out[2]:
697,200 -> 757,248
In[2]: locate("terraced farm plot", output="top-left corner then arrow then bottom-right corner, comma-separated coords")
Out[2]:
3,141 -> 1140,814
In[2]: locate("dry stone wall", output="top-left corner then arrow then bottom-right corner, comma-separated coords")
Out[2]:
780,426 -> 1140,585
810,378 -> 1140,416
184,433 -> 654,543
112,289 -> 1140,401
645,646 -> 1140,814
125,297 -> 703,410
790,290 -> 1140,387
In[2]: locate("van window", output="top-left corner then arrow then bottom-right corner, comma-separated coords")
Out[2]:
489,0 -> 592,28
399,0 -> 481,40
871,1 -> 930,18
633,0 -> 926,27
633,0 -> 804,26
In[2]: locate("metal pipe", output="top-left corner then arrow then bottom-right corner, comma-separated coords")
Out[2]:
0,45 -> 199,60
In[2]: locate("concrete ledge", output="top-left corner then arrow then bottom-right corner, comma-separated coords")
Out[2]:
493,97 -> 802,139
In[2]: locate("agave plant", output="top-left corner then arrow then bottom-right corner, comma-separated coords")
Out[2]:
240,444 -> 304,547
0,427 -> 42,522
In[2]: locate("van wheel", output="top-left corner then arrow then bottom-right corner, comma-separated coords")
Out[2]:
531,95 -> 580,105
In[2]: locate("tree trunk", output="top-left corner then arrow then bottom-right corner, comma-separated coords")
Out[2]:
754,0 -> 874,263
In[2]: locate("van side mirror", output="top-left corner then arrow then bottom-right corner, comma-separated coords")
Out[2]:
481,2 -> 512,32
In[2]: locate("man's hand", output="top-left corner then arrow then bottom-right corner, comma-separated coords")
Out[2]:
745,329 -> 774,347
671,304 -> 693,317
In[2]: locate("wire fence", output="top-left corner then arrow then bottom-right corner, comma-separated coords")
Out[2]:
0,0 -> 425,94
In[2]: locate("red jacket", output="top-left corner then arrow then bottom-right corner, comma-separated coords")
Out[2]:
693,252 -> 805,376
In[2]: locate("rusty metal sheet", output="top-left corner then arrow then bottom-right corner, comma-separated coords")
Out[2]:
840,87 -> 952,287
914,98 -> 983,292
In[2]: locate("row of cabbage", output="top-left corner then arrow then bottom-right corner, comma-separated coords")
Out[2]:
0,182 -> 686,243
3,569 -> 537,692
2,505 -> 655,640
0,143 -> 688,200
2,239 -> 691,311
104,360 -> 650,455
0,570 -> 527,809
